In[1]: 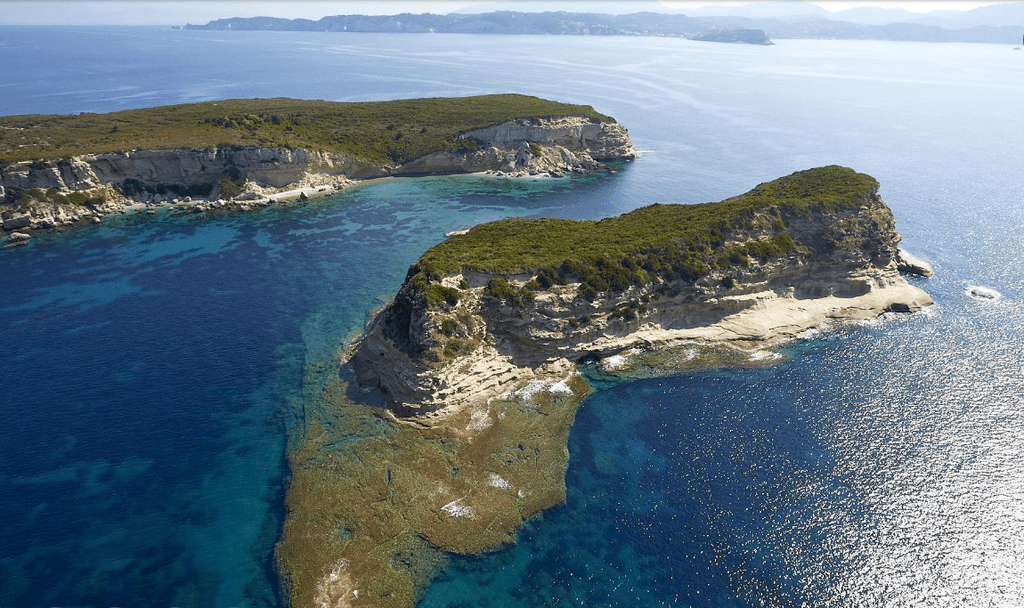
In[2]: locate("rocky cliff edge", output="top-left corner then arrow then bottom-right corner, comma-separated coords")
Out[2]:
279,167 -> 933,608
1,116 -> 634,235
351,166 -> 933,423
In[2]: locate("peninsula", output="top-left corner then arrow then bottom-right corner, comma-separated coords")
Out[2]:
0,95 -> 635,242
276,166 -> 933,608
183,7 -> 1024,45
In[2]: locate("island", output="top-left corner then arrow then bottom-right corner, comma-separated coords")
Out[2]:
0,95 -> 634,242
182,9 -> 1024,45
275,165 -> 933,608
692,28 -> 773,45
186,13 -> 774,46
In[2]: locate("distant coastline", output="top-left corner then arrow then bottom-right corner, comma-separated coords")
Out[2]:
183,9 -> 1024,45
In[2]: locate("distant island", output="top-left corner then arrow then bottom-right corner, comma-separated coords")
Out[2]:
276,165 -> 933,608
0,95 -> 634,243
186,12 -> 773,45
184,8 -> 1024,45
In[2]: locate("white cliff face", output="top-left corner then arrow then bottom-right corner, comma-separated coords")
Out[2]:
460,116 -> 635,161
351,264 -> 932,422
394,117 -> 634,177
1,116 -> 636,232
0,147 -> 384,193
349,190 -> 933,422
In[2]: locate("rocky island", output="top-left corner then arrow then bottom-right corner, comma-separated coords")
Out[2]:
275,166 -> 933,608
0,95 -> 634,244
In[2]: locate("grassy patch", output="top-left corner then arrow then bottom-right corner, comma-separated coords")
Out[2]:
409,166 -> 878,292
0,95 -> 612,164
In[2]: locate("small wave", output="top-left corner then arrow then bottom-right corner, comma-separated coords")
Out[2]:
797,320 -> 833,340
966,285 -> 1001,301
599,354 -> 627,371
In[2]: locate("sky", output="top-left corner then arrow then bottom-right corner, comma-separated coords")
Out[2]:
0,0 -> 1014,26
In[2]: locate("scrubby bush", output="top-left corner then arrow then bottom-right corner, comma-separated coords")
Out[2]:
401,167 -> 873,309
424,284 -> 460,308
440,318 -> 458,336
482,278 -> 518,303
218,176 -> 243,200
2,95 -> 610,166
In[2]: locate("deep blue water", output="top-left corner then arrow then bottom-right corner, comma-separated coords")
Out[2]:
2,26 -> 1023,608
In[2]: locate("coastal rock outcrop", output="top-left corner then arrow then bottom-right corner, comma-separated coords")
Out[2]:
279,167 -> 934,608
351,166 -> 933,419
4,231 -> 30,246
382,117 -> 633,177
1,116 -> 634,233
2,213 -> 30,231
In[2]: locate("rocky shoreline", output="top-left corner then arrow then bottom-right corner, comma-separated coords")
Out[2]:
277,167 -> 934,608
2,115 -> 635,247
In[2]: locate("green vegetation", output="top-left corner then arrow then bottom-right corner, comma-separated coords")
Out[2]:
15,186 -> 106,208
482,277 -> 518,303
409,166 -> 878,299
423,284 -> 461,308
0,95 -> 611,164
733,165 -> 880,211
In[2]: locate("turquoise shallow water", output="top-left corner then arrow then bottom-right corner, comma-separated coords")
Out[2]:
2,27 -> 1024,607
0,173 -> 606,606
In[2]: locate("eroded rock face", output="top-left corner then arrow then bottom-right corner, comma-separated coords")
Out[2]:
460,116 -> 635,161
2,213 -> 31,230
393,117 -> 634,177
291,168 -> 934,608
350,182 -> 933,422
0,147 -> 382,195
1,115 -> 635,231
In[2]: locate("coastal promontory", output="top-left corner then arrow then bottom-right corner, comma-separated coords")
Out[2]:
276,166 -> 932,608
0,95 -> 634,240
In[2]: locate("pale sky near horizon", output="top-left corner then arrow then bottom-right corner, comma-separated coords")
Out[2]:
0,0 -> 1015,25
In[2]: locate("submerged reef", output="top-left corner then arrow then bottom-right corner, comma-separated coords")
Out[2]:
275,166 -> 933,608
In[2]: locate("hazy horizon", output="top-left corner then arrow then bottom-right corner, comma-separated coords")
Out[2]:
0,0 -> 1017,26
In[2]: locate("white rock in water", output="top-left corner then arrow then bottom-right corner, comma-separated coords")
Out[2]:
966,285 -> 1001,301
897,249 -> 934,277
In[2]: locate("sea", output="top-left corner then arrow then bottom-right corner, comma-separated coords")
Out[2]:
1,26 -> 1023,608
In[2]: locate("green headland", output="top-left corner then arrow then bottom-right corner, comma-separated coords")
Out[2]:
280,166 -> 933,608
0,94 -> 611,164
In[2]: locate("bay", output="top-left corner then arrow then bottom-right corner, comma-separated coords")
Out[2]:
1,27 -> 1022,607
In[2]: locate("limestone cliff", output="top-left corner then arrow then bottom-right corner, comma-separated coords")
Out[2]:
279,166 -> 933,608
394,116 -> 633,176
1,116 -> 634,232
351,166 -> 933,420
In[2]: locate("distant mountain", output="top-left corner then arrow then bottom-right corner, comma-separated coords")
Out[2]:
829,7 -> 918,26
681,1 -> 829,20
185,5 -> 1024,45
187,11 -> 713,39
453,1 -> 673,15
905,2 -> 1024,28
